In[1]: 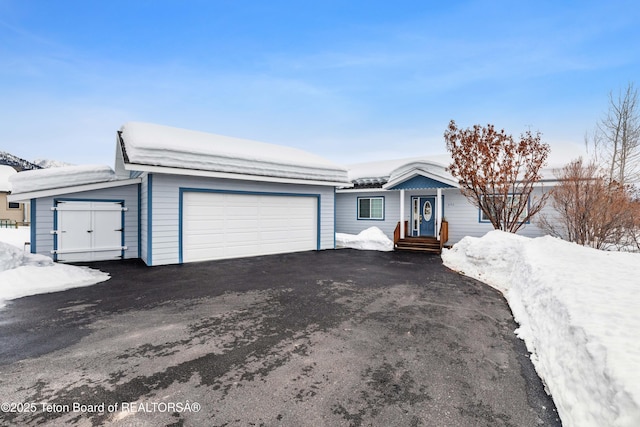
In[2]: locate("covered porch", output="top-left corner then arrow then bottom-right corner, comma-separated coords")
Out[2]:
383,162 -> 458,254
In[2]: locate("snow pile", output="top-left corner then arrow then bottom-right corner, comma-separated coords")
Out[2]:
9,164 -> 117,194
0,164 -> 17,192
120,122 -> 349,183
336,227 -> 394,251
442,230 -> 640,427
0,239 -> 110,309
0,227 -> 30,249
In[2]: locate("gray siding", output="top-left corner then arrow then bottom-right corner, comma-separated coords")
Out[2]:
33,184 -> 140,260
145,174 -> 337,266
442,187 -> 553,244
336,190 -> 444,239
336,191 -> 401,238
440,189 -> 495,243
337,187 -> 553,244
33,197 -> 54,257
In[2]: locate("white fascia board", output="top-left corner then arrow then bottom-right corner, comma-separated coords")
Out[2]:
382,170 -> 459,190
7,178 -> 142,202
125,163 -> 353,187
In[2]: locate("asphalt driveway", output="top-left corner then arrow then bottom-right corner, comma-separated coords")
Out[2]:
0,249 -> 560,426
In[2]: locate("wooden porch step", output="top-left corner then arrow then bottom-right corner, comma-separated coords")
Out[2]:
395,237 -> 442,254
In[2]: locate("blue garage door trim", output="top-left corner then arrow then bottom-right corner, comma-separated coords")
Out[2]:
178,187 -> 322,264
147,173 -> 153,266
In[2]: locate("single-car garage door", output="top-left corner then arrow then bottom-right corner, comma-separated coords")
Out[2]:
182,191 -> 318,263
55,201 -> 125,262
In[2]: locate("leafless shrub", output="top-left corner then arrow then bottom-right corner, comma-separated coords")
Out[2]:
538,158 -> 640,250
445,120 -> 550,233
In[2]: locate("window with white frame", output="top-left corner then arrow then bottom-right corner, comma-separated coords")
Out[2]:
479,194 -> 528,223
358,197 -> 384,220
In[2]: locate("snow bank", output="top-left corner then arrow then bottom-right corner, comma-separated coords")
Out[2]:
0,227 -> 30,249
9,164 -> 116,194
336,227 -> 394,251
0,242 -> 110,309
0,164 -> 17,192
120,122 -> 349,183
442,230 -> 640,427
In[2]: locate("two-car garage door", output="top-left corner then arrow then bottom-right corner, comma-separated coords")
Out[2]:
182,192 -> 318,263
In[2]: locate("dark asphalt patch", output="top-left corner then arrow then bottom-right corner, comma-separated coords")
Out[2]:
0,250 -> 561,426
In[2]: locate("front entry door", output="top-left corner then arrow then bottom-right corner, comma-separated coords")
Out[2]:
419,197 -> 436,236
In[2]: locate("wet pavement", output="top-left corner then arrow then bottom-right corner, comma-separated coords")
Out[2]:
0,249 -> 560,426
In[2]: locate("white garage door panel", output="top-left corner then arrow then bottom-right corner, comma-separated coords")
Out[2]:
183,192 -> 317,262
57,201 -> 123,262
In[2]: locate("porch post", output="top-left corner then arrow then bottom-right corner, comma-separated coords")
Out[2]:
436,188 -> 442,240
400,189 -> 405,239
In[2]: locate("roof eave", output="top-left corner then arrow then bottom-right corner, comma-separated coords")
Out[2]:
123,163 -> 352,187
7,178 -> 142,202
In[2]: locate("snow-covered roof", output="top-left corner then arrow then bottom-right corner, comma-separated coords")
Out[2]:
119,122 -> 350,184
345,154 -> 560,188
346,155 -> 454,187
9,165 -> 117,194
0,165 -> 17,192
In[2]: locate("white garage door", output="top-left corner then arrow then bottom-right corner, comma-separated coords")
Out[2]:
55,201 -> 125,262
182,192 -> 318,263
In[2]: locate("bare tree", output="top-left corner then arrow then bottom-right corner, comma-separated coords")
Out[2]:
587,82 -> 640,186
445,120 -> 550,233
538,158 -> 640,250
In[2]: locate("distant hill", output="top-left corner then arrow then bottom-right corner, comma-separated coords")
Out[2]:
0,151 -> 41,171
33,158 -> 75,168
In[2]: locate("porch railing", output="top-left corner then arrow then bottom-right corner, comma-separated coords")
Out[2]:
393,221 -> 409,245
439,220 -> 449,250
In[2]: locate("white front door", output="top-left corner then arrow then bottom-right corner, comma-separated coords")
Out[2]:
56,201 -> 123,262
182,192 -> 318,263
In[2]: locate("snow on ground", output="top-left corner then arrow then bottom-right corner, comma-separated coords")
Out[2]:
9,164 -> 116,194
336,227 -> 394,251
0,228 -> 110,309
0,226 -> 30,249
442,230 -> 640,427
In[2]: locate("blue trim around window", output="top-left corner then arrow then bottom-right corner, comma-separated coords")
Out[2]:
178,187 -> 322,264
478,194 -> 531,224
147,174 -> 153,266
52,197 -> 127,260
356,196 -> 385,221
30,198 -> 36,254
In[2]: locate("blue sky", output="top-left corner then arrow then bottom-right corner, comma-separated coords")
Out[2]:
1,0 -> 638,166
